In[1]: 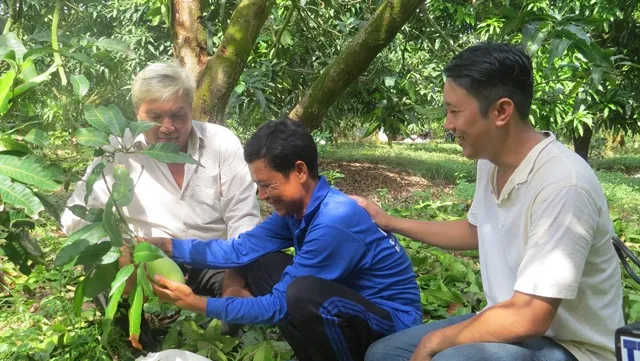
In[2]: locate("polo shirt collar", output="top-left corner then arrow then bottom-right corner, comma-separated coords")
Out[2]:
511,131 -> 555,185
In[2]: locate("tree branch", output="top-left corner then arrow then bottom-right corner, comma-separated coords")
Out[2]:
422,3 -> 460,53
273,0 -> 298,52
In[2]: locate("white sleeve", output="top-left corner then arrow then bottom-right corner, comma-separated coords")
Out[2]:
60,159 -> 112,235
218,136 -> 260,239
514,185 -> 598,299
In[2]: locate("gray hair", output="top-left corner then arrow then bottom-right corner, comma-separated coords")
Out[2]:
131,62 -> 196,111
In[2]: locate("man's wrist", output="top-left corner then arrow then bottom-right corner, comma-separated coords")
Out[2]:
163,238 -> 173,256
181,295 -> 207,314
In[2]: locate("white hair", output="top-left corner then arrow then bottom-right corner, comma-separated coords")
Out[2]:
131,62 -> 196,111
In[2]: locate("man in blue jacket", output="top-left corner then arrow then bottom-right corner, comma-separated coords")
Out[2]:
145,118 -> 422,361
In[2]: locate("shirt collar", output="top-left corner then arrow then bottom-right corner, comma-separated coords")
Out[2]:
300,176 -> 330,223
511,131 -> 555,185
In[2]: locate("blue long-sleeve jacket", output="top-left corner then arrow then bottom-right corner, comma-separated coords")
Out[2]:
171,177 -> 422,332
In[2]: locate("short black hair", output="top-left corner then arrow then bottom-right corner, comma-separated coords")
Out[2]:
244,117 -> 319,179
444,42 -> 534,121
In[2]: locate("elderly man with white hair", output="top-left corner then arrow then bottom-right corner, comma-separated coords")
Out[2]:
61,62 -> 260,347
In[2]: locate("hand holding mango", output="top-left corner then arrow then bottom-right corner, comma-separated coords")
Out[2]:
150,272 -> 206,314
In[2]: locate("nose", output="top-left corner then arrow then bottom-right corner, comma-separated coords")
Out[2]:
160,118 -> 176,133
256,186 -> 269,201
443,114 -> 455,131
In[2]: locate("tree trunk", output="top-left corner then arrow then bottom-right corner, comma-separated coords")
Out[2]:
573,123 -> 593,162
172,0 -> 209,83
288,0 -> 425,130
193,0 -> 275,124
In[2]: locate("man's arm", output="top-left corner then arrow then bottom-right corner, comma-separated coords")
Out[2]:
350,196 -> 478,250
411,292 -> 561,361
218,135 -> 261,238
170,213 -> 294,268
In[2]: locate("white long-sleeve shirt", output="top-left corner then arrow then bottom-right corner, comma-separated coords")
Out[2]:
61,120 -> 260,240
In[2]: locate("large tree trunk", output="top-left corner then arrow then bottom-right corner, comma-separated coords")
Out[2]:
172,0 -> 208,82
573,123 -> 593,162
288,0 -> 425,130
193,0 -> 275,124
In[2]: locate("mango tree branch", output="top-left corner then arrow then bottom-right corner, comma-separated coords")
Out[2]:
422,3 -> 459,53
52,0 -> 67,86
2,0 -> 16,34
273,0 -> 298,52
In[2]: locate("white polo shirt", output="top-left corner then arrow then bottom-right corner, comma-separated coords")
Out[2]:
468,132 -> 624,361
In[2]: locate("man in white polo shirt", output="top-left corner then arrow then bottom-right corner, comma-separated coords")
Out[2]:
355,42 -> 624,361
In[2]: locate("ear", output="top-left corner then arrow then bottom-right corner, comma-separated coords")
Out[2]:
293,160 -> 308,183
492,98 -> 515,128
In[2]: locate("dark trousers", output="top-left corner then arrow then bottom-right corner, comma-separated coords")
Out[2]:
245,252 -> 395,361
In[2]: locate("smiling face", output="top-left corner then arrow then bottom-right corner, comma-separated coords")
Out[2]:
443,79 -> 498,160
248,159 -> 308,218
136,95 -> 192,151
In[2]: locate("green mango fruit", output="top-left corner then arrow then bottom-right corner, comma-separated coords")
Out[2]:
146,257 -> 186,284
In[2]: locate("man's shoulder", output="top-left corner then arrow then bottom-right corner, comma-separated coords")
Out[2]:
316,190 -> 371,228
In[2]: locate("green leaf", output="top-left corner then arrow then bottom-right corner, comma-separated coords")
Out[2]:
110,264 -> 135,297
133,242 -> 166,263
74,128 -> 110,148
96,246 -> 121,265
127,121 -> 157,139
562,24 -> 590,44
0,70 -> 16,115
102,281 -> 126,341
34,192 -> 61,225
548,38 -> 572,66
0,174 -> 44,217
253,342 -> 274,361
16,230 -> 43,257
70,74 -> 90,98
55,238 -> 91,267
72,281 -> 85,317
85,262 -> 119,298
75,241 -> 112,265
84,104 -> 122,137
106,105 -> 127,136
19,58 -> 37,82
63,222 -> 109,248
94,38 -> 133,56
84,161 -> 106,204
142,143 -> 198,164
13,65 -> 57,97
103,197 -> 122,247
24,129 -> 49,147
423,289 -> 464,305
0,154 -> 59,191
128,286 -> 144,343
61,50 -> 94,66
68,204 -> 104,222
137,265 -> 154,297
112,165 -> 133,207
0,32 -> 27,63
0,137 -> 29,154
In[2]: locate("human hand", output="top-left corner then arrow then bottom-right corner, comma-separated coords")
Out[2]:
349,195 -> 394,230
151,275 -> 206,314
138,237 -> 173,256
409,335 -> 436,361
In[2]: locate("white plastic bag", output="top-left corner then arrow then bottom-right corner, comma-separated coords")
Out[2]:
135,349 -> 213,361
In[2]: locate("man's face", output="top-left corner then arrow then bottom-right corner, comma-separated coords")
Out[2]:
136,95 -> 192,151
443,80 -> 495,159
248,159 -> 306,218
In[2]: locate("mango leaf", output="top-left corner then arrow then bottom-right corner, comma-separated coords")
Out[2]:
0,70 -> 16,115
562,24 -> 590,44
75,241 -> 112,265
70,74 -> 90,98
24,129 -> 49,147
84,104 -> 122,137
0,154 -> 59,191
68,204 -> 104,222
13,64 -> 57,97
133,242 -> 166,263
84,161 -> 106,204
0,137 -> 29,154
137,266 -> 154,297
16,230 -> 43,257
74,128 -> 110,148
72,280 -> 86,317
55,238 -> 91,267
63,222 -> 108,248
19,58 -> 37,82
128,285 -> 144,350
423,289 -> 464,305
0,32 -> 27,63
34,192 -> 60,225
548,38 -> 572,66
94,38 -> 133,56
112,165 -> 133,207
1,240 -> 31,275
96,246 -> 121,265
0,174 -> 44,217
84,262 -> 119,298
253,342 -> 274,361
102,281 -> 126,341
61,50 -> 95,66
110,264 -> 135,297
142,143 -> 197,164
127,121 -> 157,139
106,105 -> 127,136
103,197 -> 123,247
